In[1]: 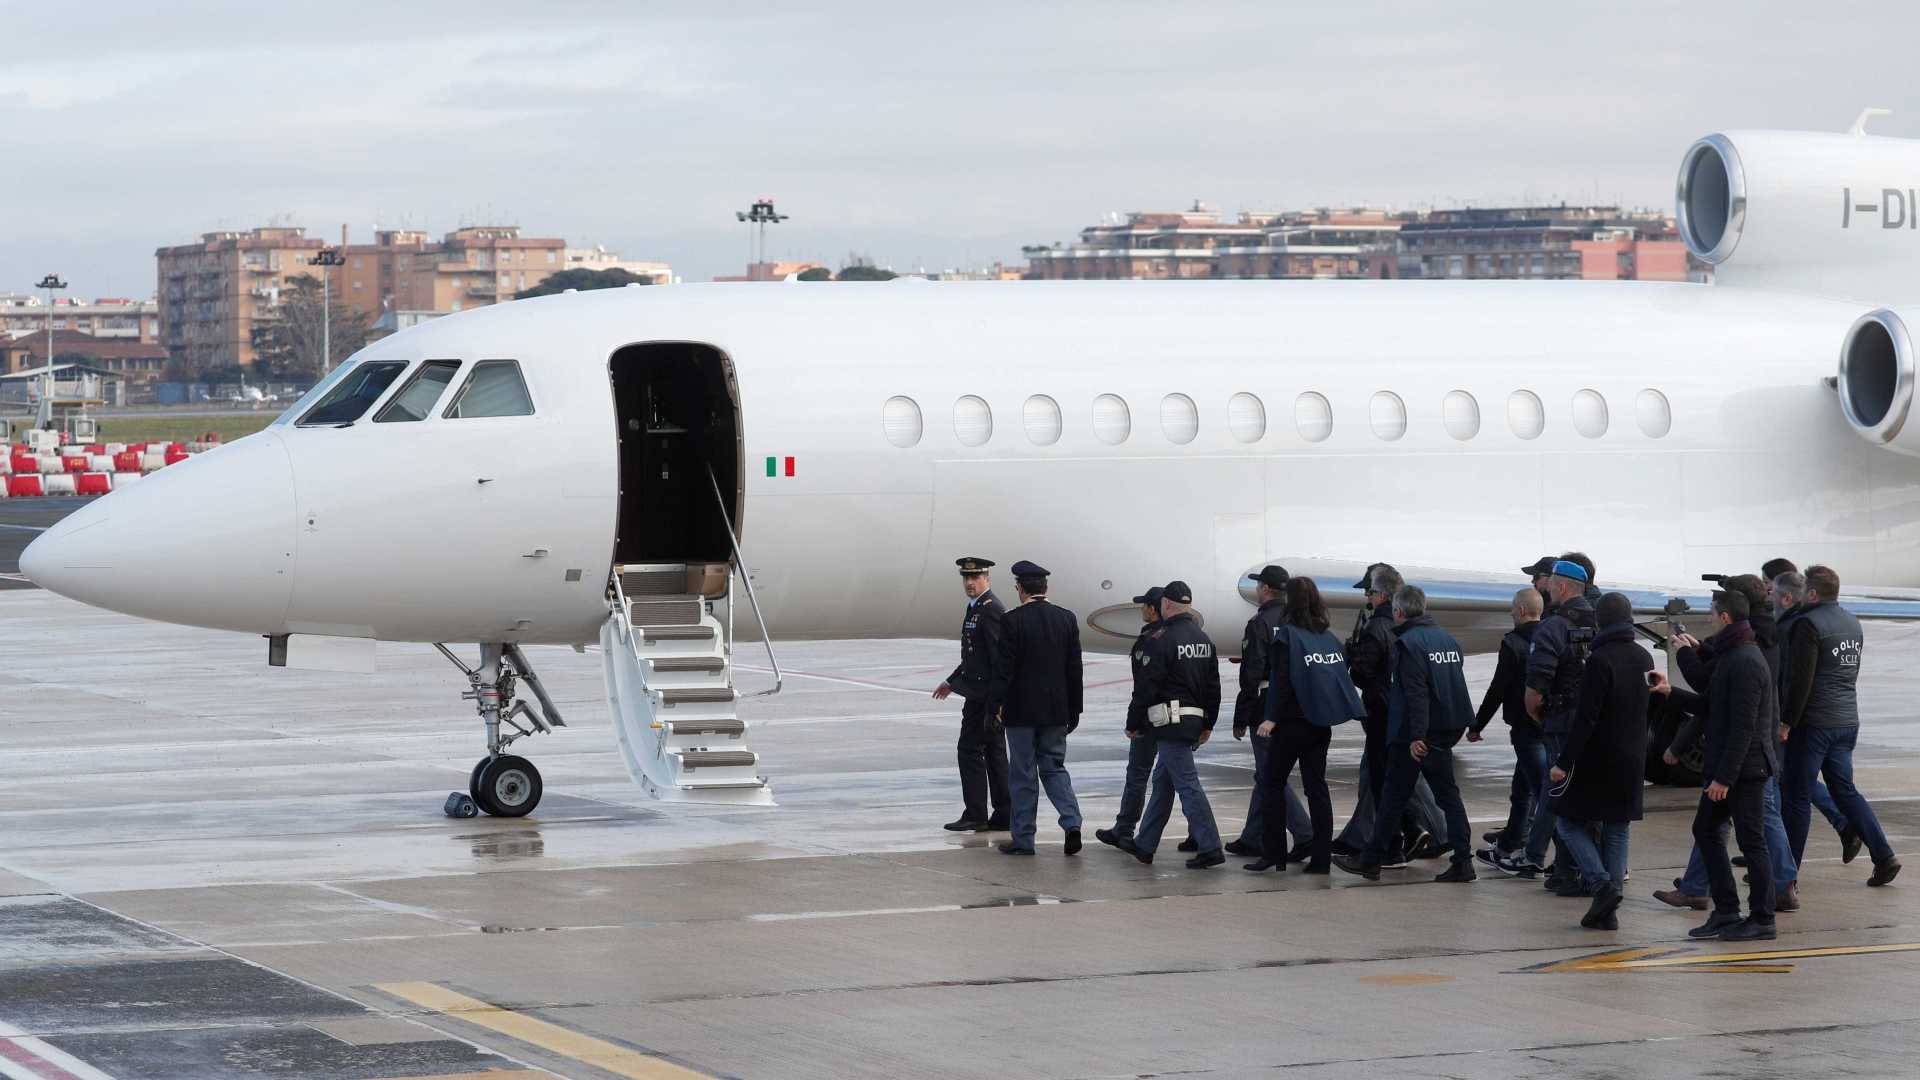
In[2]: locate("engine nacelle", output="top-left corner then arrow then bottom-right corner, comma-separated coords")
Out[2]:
1679,129 -> 1920,302
1839,307 -> 1920,454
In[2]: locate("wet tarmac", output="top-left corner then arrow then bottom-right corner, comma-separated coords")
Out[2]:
2,585 -> 1917,1079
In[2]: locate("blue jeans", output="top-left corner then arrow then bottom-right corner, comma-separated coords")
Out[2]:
1679,774 -> 1797,894
1523,731 -> 1564,864
1237,732 -> 1312,848
1112,731 -> 1159,830
1782,726 -> 1896,866
1132,739 -> 1221,856
1005,725 -> 1082,849
1556,818 -> 1629,892
1812,777 -> 1851,835
1499,726 -> 1549,852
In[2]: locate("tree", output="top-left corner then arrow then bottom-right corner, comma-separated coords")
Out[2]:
796,267 -> 832,282
514,267 -> 656,299
837,264 -> 897,282
250,274 -> 372,381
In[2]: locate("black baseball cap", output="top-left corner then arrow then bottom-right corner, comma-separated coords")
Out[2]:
1131,585 -> 1164,606
1162,580 -> 1193,604
1521,556 -> 1556,577
1246,565 -> 1289,589
1353,562 -> 1394,590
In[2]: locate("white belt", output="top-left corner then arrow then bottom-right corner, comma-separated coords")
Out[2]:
1256,681 -> 1269,692
1148,700 -> 1207,727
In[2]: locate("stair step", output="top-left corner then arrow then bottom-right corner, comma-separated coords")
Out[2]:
677,750 -> 757,770
661,687 -> 736,707
651,657 -> 726,673
620,566 -> 687,597
664,718 -> 746,738
638,625 -> 716,643
628,597 -> 702,628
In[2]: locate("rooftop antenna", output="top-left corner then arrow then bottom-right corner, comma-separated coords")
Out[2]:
1849,107 -> 1892,136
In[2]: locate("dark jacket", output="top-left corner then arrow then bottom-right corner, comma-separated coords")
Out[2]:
1128,614 -> 1164,722
1231,599 -> 1285,734
1666,611 -> 1783,755
1778,600 -> 1864,730
1386,615 -> 1474,742
945,590 -> 1005,701
1126,612 -> 1222,743
1270,623 -> 1367,728
989,597 -> 1083,728
1346,601 -> 1396,721
1702,623 -> 1779,785
1472,620 -> 1539,733
1526,595 -> 1595,733
1552,624 -> 1653,823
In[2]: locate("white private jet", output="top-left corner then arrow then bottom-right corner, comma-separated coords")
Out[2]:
230,383 -> 280,408
23,119 -> 1920,817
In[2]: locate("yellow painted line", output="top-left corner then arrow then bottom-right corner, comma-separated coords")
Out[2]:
1611,942 -> 1920,969
378,982 -> 714,1080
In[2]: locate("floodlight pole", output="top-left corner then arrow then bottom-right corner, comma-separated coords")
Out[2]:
35,273 -> 66,371
307,248 -> 346,372
734,199 -> 789,280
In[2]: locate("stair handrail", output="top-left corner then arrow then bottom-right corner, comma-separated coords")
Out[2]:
707,463 -> 782,697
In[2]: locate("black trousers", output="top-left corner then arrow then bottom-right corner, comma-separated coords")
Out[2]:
1692,778 -> 1774,921
958,697 -> 1009,823
1363,731 -> 1471,865
1263,718 -> 1332,867
1359,707 -> 1389,804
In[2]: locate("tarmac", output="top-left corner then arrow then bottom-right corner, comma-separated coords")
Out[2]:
2,506 -> 1918,1078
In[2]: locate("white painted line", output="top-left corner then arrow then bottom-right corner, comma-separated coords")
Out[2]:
0,1047 -> 44,1080
0,524 -> 47,533
0,1025 -> 114,1080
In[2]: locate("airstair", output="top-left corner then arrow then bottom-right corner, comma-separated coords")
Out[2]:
599,470 -> 779,805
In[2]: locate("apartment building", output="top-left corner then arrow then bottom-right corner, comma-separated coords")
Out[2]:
155,227 -> 327,370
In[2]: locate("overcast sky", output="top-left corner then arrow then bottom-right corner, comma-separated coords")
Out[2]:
3,1 -> 1916,295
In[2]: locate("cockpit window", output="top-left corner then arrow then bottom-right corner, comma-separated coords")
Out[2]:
374,360 -> 461,423
443,359 -> 534,419
297,361 -> 409,426
273,358 -> 362,426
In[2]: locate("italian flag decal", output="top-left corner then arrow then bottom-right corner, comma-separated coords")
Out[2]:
765,455 -> 795,477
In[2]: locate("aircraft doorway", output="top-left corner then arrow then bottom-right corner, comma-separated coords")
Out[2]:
609,343 -> 743,567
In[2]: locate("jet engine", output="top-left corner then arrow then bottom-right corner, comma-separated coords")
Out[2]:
1678,127 -> 1920,301
1838,306 -> 1920,455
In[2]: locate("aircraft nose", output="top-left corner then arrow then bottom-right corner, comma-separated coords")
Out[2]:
22,431 -> 297,634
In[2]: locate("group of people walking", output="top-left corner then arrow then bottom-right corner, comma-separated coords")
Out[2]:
931,552 -> 1901,937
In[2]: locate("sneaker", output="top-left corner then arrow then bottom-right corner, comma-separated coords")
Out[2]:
1176,837 -> 1199,853
1114,836 -> 1153,865
1064,828 -> 1082,856
1474,846 -> 1512,869
1094,827 -> 1127,849
1223,839 -> 1261,858
1722,917 -> 1777,941
1411,834 -> 1448,861
1434,861 -> 1476,883
1731,854 -> 1748,868
1482,830 -> 1505,847
1776,881 -> 1801,912
1492,852 -> 1546,878
1581,883 -> 1623,928
1186,850 -> 1226,870
1688,910 -> 1745,939
1331,854 -> 1380,881
1404,828 -> 1434,859
1553,878 -> 1597,898
1841,827 -> 1865,865
1653,889 -> 1709,911
1869,856 -> 1902,887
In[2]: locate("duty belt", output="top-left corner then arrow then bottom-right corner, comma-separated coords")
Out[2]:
1148,699 -> 1207,727
1256,681 -> 1269,692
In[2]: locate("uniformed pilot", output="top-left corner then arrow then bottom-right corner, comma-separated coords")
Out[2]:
1096,586 -> 1166,850
1113,580 -> 1227,869
986,560 -> 1085,856
932,556 -> 1009,833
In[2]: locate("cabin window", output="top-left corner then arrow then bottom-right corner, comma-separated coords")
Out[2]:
1507,390 -> 1545,440
1294,392 -> 1332,442
1572,389 -> 1609,438
1092,393 -> 1131,444
953,395 -> 993,446
1442,390 -> 1480,440
297,360 -> 408,426
444,359 -> 534,418
374,360 -> 461,422
1636,388 -> 1672,438
1369,391 -> 1407,441
1227,392 -> 1265,443
1023,395 -> 1063,445
882,395 -> 923,447
1160,393 -> 1199,444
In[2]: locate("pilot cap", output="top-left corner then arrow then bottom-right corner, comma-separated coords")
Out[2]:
1131,585 -> 1164,606
1162,580 -> 1194,604
1353,562 -> 1395,590
1550,559 -> 1590,585
1010,560 -> 1049,579
1247,565 -> 1289,589
955,556 -> 995,575
1521,556 -> 1557,577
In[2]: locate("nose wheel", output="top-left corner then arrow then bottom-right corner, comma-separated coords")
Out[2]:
471,754 -> 543,817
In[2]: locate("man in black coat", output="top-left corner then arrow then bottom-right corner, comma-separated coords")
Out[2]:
1097,586 -> 1165,848
932,556 -> 1009,833
1114,581 -> 1226,869
988,561 -> 1085,857
1346,564 -> 1401,807
1495,560 -> 1595,883
1548,592 -> 1653,930
1225,565 -> 1312,860
1470,585 -> 1544,866
1689,589 -> 1780,941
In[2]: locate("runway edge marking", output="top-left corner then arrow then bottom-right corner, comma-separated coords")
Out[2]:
376,982 -> 715,1080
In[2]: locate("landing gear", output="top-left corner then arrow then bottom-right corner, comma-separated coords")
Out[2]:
436,642 -> 567,817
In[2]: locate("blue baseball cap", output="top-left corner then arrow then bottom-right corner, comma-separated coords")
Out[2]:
1550,559 -> 1590,584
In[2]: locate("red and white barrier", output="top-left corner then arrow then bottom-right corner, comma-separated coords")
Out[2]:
6,474 -> 44,498
0,432 -> 205,494
41,473 -> 77,495
74,473 -> 113,496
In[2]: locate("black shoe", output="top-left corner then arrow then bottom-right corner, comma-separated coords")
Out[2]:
1869,856 -> 1902,887
1286,841 -> 1312,864
1688,910 -> 1745,939
1404,828 -> 1434,859
1722,917 -> 1777,941
1482,830 -> 1504,846
1434,861 -> 1476,883
1064,828 -> 1082,856
995,841 -> 1035,856
1328,839 -> 1358,857
1378,847 -> 1410,870
1094,827 -> 1127,848
1553,878 -> 1597,898
1332,854 -> 1380,881
944,818 -> 985,832
1223,839 -> 1262,858
1587,911 -> 1619,931
984,816 -> 1010,832
1186,850 -> 1225,870
1302,862 -> 1331,875
1581,883 -> 1623,928
1492,852 -> 1545,877
1115,836 -> 1153,865
1243,859 -> 1280,873
1841,827 -> 1865,865
1731,854 -> 1748,868
1411,834 -> 1448,861
1177,837 -> 1199,853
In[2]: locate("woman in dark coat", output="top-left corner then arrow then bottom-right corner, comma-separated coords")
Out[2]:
1551,591 -> 1654,929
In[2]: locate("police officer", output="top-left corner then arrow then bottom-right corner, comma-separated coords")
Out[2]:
932,556 -> 1009,833
1114,581 -> 1226,868
1347,564 -> 1401,808
1494,559 -> 1596,884
987,561 -> 1085,857
1097,586 -> 1167,849
1333,585 -> 1477,882
1228,565 -> 1313,863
